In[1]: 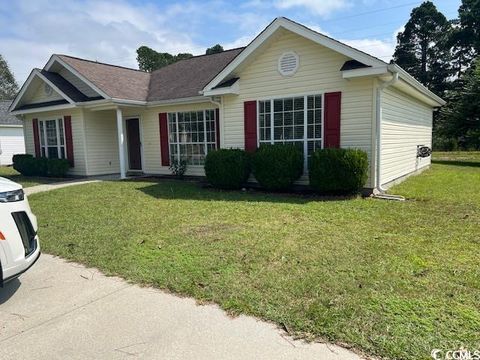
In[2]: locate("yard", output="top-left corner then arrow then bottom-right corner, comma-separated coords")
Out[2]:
18,153 -> 480,359
0,166 -> 63,188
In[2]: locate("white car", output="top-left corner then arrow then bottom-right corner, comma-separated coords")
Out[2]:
0,176 -> 40,286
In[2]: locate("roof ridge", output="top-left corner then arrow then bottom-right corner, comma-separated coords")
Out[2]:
151,47 -> 246,73
56,47 -> 246,76
56,54 -> 149,73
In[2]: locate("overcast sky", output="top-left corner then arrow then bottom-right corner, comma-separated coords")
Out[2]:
0,0 -> 460,85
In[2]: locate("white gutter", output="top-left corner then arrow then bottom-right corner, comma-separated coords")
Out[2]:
375,71 -> 402,196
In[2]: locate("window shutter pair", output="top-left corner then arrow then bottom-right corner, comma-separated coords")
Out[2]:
243,92 -> 342,151
158,110 -> 221,167
32,116 -> 74,166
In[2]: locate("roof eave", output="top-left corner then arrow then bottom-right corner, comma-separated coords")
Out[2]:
388,64 -> 446,106
10,103 -> 76,116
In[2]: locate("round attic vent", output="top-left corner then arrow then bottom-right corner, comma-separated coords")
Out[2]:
44,83 -> 53,96
278,51 -> 299,76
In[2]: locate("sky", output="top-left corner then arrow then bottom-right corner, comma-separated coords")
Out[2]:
0,0 -> 461,85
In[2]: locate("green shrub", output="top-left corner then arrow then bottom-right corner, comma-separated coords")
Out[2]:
47,159 -> 70,177
12,154 -> 34,175
433,136 -> 458,151
12,154 -> 69,177
251,144 -> 303,191
34,157 -> 49,177
309,148 -> 369,194
169,160 -> 187,178
204,149 -> 251,189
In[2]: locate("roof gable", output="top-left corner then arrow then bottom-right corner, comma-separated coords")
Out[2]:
10,69 -> 75,112
55,55 -> 151,102
203,17 -> 386,92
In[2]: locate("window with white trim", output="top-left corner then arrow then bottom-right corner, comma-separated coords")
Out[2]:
168,109 -> 217,165
258,94 -> 323,168
39,118 -> 66,159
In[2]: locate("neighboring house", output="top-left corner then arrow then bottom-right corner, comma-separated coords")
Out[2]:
9,17 -> 445,191
0,100 -> 25,166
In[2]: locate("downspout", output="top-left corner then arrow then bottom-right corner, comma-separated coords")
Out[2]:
374,70 -> 404,200
209,96 -> 222,147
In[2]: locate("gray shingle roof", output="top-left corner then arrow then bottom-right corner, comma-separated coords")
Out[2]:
54,48 -> 243,102
147,48 -> 244,101
0,100 -> 22,126
58,55 -> 151,101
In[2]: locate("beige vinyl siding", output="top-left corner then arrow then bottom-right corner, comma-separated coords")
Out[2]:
23,109 -> 87,176
381,86 -> 432,184
83,109 -> 119,175
0,126 -> 25,165
26,81 -> 64,104
122,102 -> 217,177
59,68 -> 100,98
222,29 -> 374,186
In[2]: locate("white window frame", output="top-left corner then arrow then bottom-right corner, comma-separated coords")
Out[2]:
39,118 -> 66,159
257,93 -> 324,172
167,109 -> 217,166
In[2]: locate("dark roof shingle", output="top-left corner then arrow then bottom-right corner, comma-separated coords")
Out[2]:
0,100 -> 22,126
40,70 -> 100,102
147,48 -> 244,102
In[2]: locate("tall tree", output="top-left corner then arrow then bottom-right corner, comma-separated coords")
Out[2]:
136,46 -> 193,72
437,57 -> 480,149
0,54 -> 18,100
458,0 -> 480,55
206,44 -> 224,55
393,1 -> 452,95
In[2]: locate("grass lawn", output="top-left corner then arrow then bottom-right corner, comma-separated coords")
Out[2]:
29,153 -> 479,360
0,166 -> 64,188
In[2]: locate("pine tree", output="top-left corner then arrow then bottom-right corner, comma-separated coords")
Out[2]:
0,54 -> 18,100
393,1 -> 452,95
437,57 -> 480,149
458,0 -> 480,55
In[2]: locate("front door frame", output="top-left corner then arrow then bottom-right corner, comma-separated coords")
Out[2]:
124,116 -> 144,172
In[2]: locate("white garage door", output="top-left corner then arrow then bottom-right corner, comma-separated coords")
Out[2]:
0,127 -> 25,165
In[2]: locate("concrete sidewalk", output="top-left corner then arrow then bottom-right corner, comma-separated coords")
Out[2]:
0,255 -> 363,360
23,174 -> 121,195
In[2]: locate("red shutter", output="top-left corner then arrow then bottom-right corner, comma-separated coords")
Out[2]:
244,101 -> 257,153
64,116 -> 74,166
215,108 -> 220,149
159,113 -> 170,166
324,92 -> 341,148
32,118 -> 41,157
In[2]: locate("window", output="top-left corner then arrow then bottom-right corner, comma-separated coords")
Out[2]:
258,94 -> 323,169
168,109 -> 217,165
39,118 -> 66,159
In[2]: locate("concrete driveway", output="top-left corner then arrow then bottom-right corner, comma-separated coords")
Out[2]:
0,254 -> 363,360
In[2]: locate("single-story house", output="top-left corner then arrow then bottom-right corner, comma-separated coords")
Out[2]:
9,17 -> 445,192
0,100 -> 25,166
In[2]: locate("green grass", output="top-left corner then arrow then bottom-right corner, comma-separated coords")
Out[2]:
0,166 -> 64,188
28,153 -> 480,360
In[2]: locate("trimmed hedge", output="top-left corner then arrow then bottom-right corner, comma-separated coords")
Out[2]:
204,149 -> 250,189
47,159 -> 71,177
13,154 -> 70,177
309,148 -> 368,194
251,144 -> 303,191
